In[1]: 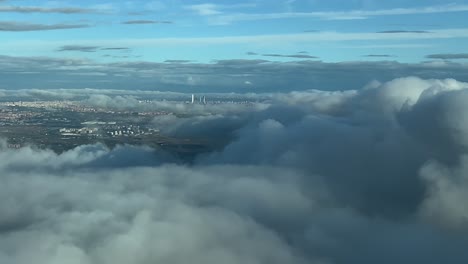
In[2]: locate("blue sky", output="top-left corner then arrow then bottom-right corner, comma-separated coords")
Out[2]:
2,0 -> 468,63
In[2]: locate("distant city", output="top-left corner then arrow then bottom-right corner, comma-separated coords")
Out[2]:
0,94 -> 258,156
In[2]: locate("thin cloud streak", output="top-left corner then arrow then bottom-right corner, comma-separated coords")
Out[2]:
57,45 -> 132,53
122,20 -> 173,24
377,30 -> 431,34
101,47 -> 131,51
0,5 -> 94,14
209,4 -> 468,24
185,3 -> 257,16
426,53 -> 468,60
0,21 -> 90,31
343,44 -> 434,49
262,53 -> 319,59
363,54 -> 397,58
57,45 -> 101,52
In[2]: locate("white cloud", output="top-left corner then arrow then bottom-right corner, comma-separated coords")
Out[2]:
185,3 -> 222,16
184,3 -> 257,16
3,77 -> 468,262
209,4 -> 468,24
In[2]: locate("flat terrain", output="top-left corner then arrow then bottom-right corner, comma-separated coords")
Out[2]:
0,103 -> 212,161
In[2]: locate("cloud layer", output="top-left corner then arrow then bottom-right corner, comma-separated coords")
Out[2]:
426,53 -> 468,60
1,55 -> 468,92
2,77 -> 468,263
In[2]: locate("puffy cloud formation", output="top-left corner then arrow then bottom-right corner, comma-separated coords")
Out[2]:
2,77 -> 468,263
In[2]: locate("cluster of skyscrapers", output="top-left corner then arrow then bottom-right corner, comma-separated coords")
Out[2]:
191,94 -> 207,105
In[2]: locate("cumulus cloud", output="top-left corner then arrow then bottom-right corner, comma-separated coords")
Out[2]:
0,153 -> 309,263
3,77 -> 468,263
0,77 -> 468,264
151,114 -> 248,145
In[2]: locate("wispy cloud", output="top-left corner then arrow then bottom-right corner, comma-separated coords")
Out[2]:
102,54 -> 138,59
0,21 -> 90,31
164,60 -> 193,63
343,44 -> 434,49
208,4 -> 468,24
214,59 -> 269,65
426,53 -> 468,60
377,30 -> 431,34
57,45 -> 101,52
101,47 -> 131,51
247,51 -> 318,59
0,5 -> 94,14
363,54 -> 397,58
262,53 -> 319,59
57,46 -> 131,52
185,4 -> 222,16
122,20 -> 173,25
185,3 -> 257,16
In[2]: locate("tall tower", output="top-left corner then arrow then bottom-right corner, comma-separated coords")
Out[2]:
191,94 -> 195,104
203,96 -> 206,105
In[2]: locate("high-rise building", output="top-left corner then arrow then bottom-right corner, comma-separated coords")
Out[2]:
191,94 -> 195,104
